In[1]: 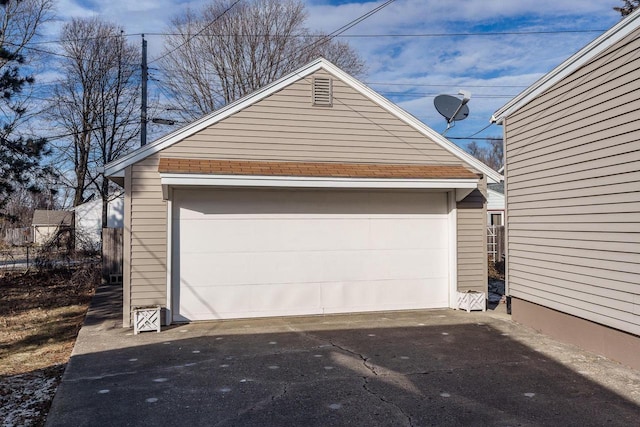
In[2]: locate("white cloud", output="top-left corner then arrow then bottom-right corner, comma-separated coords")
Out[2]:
32,0 -> 625,145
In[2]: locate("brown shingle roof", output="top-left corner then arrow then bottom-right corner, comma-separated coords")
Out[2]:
158,158 -> 480,180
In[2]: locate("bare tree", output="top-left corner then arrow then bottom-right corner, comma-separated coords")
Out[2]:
0,0 -> 53,212
614,0 -> 640,17
2,179 -> 52,225
466,138 -> 503,172
48,17 -> 140,226
158,0 -> 365,120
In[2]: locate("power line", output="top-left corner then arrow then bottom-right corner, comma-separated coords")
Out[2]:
35,119 -> 140,143
150,0 -> 396,117
133,28 -> 609,39
274,0 -> 393,75
148,0 -> 243,65
21,28 -> 608,46
448,136 -> 502,140
366,82 -> 529,88
325,29 -> 607,38
24,32 -> 143,45
323,0 -> 396,39
377,92 -> 516,98
3,39 -> 141,67
460,123 -> 496,139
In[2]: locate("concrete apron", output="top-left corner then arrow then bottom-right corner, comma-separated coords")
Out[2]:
46,285 -> 640,426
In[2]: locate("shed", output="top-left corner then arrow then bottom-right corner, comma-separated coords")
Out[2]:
31,210 -> 73,246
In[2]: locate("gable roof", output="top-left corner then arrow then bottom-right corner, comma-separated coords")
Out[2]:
105,58 -> 501,184
487,182 -> 504,194
491,8 -> 640,123
32,210 -> 73,227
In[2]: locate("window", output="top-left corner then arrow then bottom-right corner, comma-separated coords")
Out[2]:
490,213 -> 503,226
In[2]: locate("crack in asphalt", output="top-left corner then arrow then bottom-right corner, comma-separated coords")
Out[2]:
63,371 -> 139,382
278,325 -> 415,425
362,376 -> 415,427
282,324 -> 379,375
214,383 -> 289,427
327,340 -> 378,376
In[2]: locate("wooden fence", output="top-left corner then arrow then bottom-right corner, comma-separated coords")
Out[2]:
487,225 -> 505,262
102,228 -> 123,282
2,227 -> 32,246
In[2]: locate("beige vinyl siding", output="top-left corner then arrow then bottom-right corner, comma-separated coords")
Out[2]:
126,156 -> 167,323
504,26 -> 640,335
457,177 -> 488,293
122,167 -> 132,326
163,70 -> 465,166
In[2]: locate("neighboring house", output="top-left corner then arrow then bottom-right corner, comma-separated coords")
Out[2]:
491,10 -> 640,369
106,58 -> 501,327
73,196 -> 124,251
31,210 -> 73,246
487,181 -> 505,226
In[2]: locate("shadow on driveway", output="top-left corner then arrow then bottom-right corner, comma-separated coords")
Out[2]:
46,306 -> 640,426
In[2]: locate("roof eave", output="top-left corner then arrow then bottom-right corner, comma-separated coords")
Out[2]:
159,173 -> 480,200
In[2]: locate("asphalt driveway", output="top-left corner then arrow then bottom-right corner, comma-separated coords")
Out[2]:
46,283 -> 640,426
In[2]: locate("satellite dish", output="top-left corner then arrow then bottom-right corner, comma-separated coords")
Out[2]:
434,95 -> 470,121
434,90 -> 471,135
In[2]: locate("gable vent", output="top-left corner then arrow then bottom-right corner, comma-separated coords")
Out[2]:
312,77 -> 332,106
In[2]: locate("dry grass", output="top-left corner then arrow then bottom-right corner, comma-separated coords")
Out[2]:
0,266 -> 98,375
0,265 -> 99,426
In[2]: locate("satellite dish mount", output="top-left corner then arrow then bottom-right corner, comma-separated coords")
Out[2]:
434,90 -> 471,136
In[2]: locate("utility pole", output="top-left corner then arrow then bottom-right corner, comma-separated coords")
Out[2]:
141,34 -> 148,146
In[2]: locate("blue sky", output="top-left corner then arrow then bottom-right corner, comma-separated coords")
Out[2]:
43,0 -> 623,147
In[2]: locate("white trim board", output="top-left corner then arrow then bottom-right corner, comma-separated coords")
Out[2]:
159,173 -> 479,200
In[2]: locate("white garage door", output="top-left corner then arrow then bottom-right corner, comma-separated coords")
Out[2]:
172,188 -> 450,322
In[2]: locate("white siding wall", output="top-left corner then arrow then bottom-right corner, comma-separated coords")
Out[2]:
487,189 -> 505,212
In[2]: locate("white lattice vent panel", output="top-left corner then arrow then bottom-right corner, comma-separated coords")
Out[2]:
133,306 -> 161,334
456,291 -> 486,312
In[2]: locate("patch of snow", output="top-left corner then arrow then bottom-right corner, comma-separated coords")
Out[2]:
0,366 -> 64,427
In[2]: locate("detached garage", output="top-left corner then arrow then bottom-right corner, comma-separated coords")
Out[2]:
105,58 -> 500,327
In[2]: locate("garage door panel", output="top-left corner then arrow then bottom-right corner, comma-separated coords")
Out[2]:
175,282 -> 324,322
174,188 -> 448,217
179,248 -> 448,286
368,218 -> 448,249
178,216 -> 448,253
178,218 -> 371,252
321,278 -> 448,312
173,189 -> 451,321
176,278 -> 449,322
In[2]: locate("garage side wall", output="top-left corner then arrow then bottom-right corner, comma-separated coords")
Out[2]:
504,26 -> 640,336
124,157 -> 168,326
457,177 -> 488,293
